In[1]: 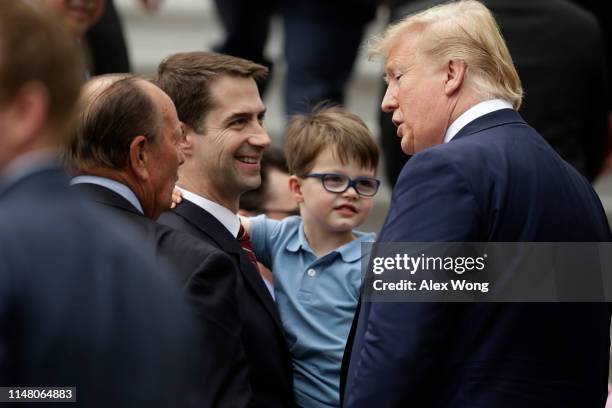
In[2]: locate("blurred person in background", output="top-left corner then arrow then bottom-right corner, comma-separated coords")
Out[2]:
38,0 -> 105,38
213,0 -> 379,115
85,0 -> 164,75
0,2 -> 201,406
239,146 -> 298,296
41,0 -> 158,75
239,146 -> 298,220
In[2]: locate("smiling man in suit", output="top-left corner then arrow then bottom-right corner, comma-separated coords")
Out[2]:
65,74 -> 250,407
341,1 -> 612,407
156,51 -> 294,407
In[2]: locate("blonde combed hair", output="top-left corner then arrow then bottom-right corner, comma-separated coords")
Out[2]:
370,0 -> 523,109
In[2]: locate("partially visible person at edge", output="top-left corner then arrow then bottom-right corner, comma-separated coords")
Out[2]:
0,3 -> 201,406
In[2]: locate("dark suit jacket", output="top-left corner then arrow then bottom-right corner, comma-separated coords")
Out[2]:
72,182 -> 250,408
342,109 -> 612,407
160,200 -> 295,407
0,166 -> 200,407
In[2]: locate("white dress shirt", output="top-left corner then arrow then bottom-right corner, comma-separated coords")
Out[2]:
177,187 -> 241,238
444,99 -> 513,143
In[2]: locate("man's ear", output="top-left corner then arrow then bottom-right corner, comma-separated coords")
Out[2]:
288,175 -> 304,203
5,82 -> 49,149
180,128 -> 196,158
127,135 -> 149,181
444,59 -> 467,96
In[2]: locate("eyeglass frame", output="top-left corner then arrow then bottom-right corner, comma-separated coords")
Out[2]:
299,172 -> 381,197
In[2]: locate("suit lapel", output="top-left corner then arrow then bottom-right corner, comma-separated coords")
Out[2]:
340,296 -> 361,405
173,200 -> 285,329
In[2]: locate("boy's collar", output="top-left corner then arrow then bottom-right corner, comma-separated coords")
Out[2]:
286,219 -> 375,262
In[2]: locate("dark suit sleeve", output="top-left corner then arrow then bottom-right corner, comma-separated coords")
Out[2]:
0,255 -> 9,382
345,149 -> 479,406
184,249 -> 251,408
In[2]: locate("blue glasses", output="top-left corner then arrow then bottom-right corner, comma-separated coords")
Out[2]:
301,173 -> 381,197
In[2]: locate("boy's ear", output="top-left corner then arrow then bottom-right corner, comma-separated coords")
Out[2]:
288,175 -> 304,203
128,135 -> 150,181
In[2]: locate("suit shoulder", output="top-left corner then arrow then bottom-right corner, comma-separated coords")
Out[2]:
400,144 -> 470,183
159,208 -> 185,226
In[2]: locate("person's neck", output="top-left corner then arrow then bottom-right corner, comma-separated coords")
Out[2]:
177,176 -> 240,214
448,91 -> 488,126
302,217 -> 355,258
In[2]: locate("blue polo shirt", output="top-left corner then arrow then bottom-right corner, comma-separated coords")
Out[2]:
250,215 -> 375,407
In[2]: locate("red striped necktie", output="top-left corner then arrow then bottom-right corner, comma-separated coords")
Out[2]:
237,223 -> 258,266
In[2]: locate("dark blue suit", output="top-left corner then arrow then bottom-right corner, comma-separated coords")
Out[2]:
342,109 -> 612,407
0,165 -> 201,407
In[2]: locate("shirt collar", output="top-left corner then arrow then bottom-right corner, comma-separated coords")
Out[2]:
443,99 -> 513,143
177,187 -> 241,237
70,175 -> 144,214
286,220 -> 376,262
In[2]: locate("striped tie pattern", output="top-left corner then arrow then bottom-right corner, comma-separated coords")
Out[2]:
237,223 -> 258,266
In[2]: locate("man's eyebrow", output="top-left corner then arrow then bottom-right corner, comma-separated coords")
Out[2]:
224,111 -> 250,122
225,108 -> 267,121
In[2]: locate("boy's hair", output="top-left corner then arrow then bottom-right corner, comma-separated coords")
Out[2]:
285,105 -> 379,176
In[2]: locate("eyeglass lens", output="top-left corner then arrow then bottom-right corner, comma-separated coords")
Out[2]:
322,174 -> 378,195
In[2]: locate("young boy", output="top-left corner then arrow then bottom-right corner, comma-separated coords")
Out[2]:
241,106 -> 380,407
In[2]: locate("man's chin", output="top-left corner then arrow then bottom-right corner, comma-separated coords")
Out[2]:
400,136 -> 415,155
239,176 -> 262,194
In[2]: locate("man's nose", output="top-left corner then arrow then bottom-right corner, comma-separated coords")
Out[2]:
250,122 -> 271,148
381,84 -> 398,113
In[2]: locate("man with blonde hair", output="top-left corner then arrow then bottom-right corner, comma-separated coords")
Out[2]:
341,1 -> 611,406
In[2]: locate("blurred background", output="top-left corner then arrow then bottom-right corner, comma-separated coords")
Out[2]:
105,0 -> 611,233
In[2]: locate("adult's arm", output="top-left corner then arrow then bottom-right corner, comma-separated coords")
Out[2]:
345,148 -> 480,407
